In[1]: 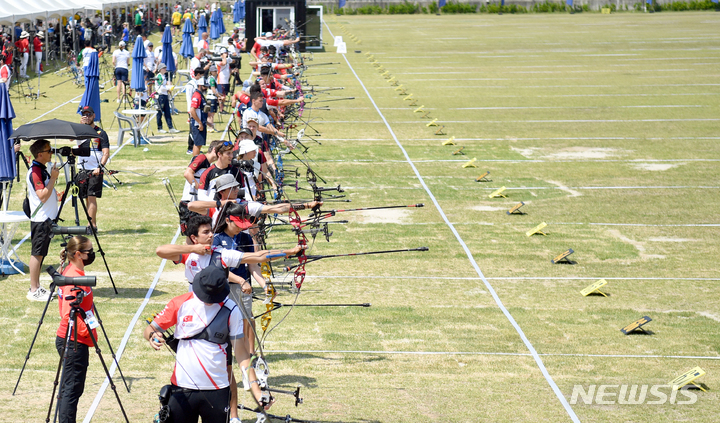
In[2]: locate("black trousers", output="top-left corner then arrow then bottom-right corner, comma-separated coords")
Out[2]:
157,94 -> 173,130
168,386 -> 230,423
55,336 -> 89,423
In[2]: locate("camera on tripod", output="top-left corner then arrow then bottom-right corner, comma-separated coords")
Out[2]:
51,140 -> 91,157
46,265 -> 96,287
231,158 -> 254,173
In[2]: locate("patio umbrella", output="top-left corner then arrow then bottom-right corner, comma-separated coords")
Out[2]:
0,83 -> 16,183
233,0 -> 243,23
130,35 -> 146,107
180,18 -> 195,59
77,51 -> 101,122
197,13 -> 207,37
10,119 -> 100,141
160,25 -> 177,73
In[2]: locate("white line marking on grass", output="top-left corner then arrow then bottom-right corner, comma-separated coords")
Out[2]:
342,185 -> 720,191
266,350 -> 720,360
335,30 -> 581,423
309,275 -> 720,281
451,105 -> 704,110
28,77 -> 114,124
316,119 -> 720,124
539,93 -> 720,98
82,227 -> 181,423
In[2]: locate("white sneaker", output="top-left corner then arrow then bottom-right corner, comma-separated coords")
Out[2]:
158,129 -> 167,133
169,128 -> 180,133
27,287 -> 51,302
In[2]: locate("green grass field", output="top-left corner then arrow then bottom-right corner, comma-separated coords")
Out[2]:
1,11 -> 719,423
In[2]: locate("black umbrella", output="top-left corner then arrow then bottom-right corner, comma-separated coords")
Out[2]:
9,118 -> 99,141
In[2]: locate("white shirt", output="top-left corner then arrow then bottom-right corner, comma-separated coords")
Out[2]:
184,248 -> 244,284
217,61 -> 230,84
189,56 -> 201,76
256,39 -> 284,50
158,293 -> 242,390
194,38 -> 209,51
26,162 -> 59,222
144,49 -> 156,71
242,108 -> 269,129
113,49 -> 130,69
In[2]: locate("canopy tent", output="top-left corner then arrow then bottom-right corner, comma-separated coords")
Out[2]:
0,0 -> 145,26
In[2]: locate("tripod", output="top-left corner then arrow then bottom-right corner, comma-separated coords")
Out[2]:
12,279 -> 130,404
46,288 -> 129,423
109,84 -> 134,129
55,154 -> 118,294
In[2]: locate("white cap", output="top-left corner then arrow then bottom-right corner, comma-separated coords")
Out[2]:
237,139 -> 258,155
119,41 -> 126,47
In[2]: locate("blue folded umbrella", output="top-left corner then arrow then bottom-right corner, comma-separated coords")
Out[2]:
78,52 -> 102,121
130,35 -> 146,93
233,0 -> 242,23
161,25 -> 176,73
197,14 -> 208,36
210,10 -> 221,40
0,84 -> 16,181
217,9 -> 225,36
181,18 -> 195,59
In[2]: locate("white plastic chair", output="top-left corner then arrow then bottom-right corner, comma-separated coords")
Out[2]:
114,111 -> 142,148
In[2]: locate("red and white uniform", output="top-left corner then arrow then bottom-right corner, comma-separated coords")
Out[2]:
154,292 -> 243,389
175,247 -> 245,286
56,263 -> 97,347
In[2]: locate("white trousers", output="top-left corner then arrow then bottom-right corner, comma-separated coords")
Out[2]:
20,52 -> 29,76
35,51 -> 42,73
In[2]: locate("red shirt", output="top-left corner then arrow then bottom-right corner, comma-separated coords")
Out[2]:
0,65 -> 9,80
15,39 -> 28,54
56,263 -> 97,347
188,153 -> 208,172
33,37 -> 42,52
190,91 -> 204,109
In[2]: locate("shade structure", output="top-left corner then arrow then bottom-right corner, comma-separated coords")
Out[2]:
0,84 -> 16,182
210,9 -> 225,40
181,18 -> 195,59
10,119 -> 100,141
233,0 -> 244,22
197,13 -> 208,36
130,35 -> 146,93
161,25 -> 177,72
78,52 -> 101,122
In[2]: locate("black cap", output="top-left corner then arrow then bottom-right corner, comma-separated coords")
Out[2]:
81,105 -> 94,115
239,128 -> 253,137
193,265 -> 230,304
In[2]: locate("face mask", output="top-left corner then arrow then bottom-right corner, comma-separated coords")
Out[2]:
83,251 -> 96,266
